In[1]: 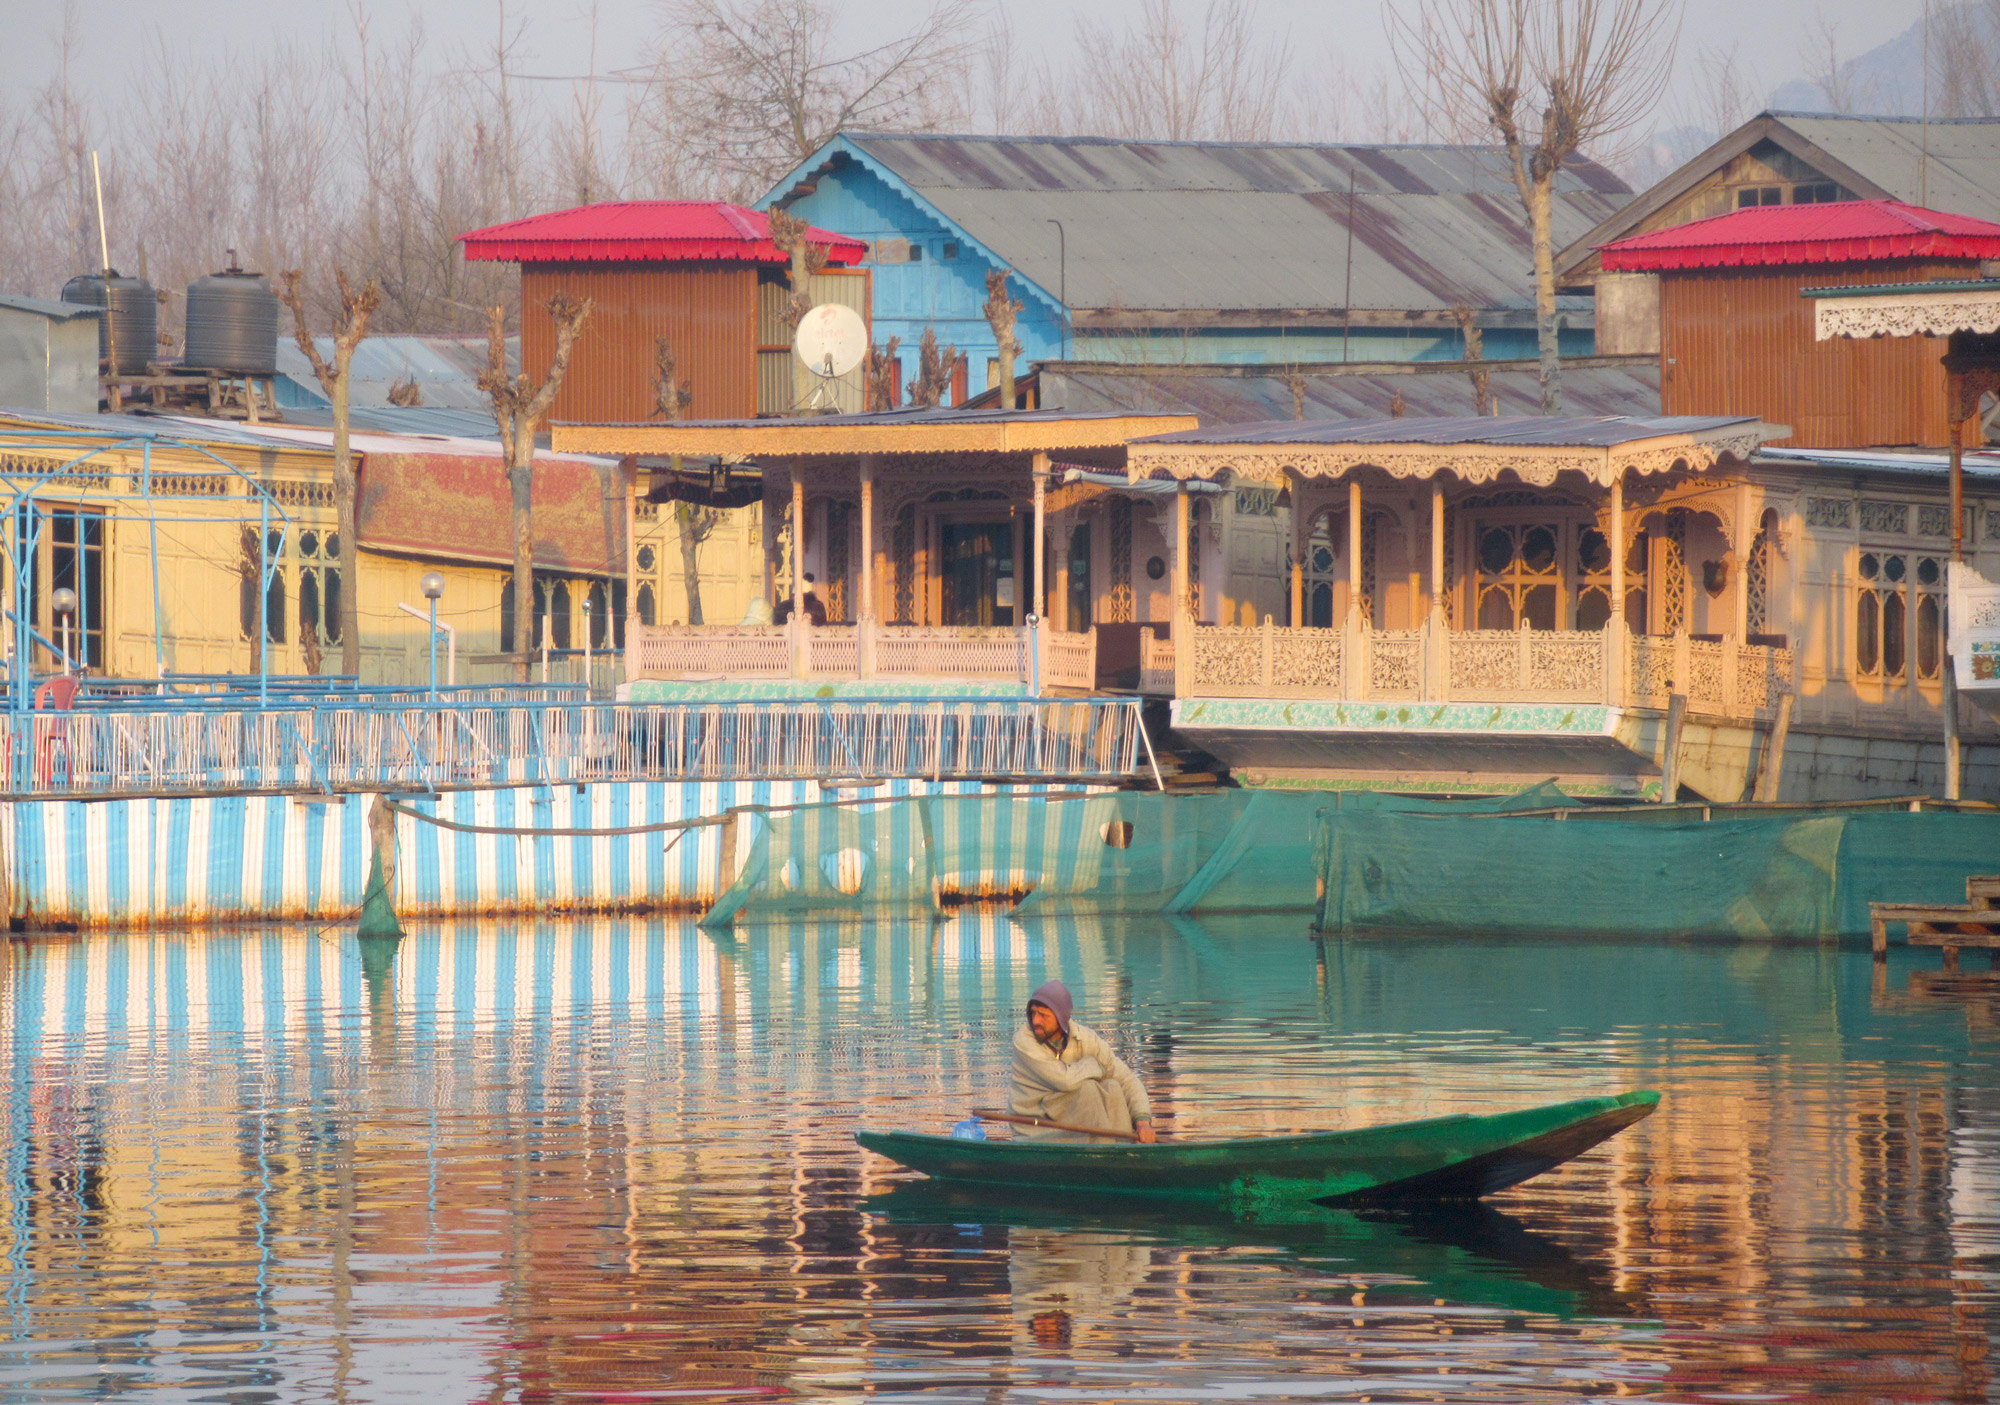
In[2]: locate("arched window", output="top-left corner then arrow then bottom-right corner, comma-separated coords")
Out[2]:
298,569 -> 320,639
265,574 -> 287,644
587,581 -> 609,648
549,581 -> 571,649
323,570 -> 342,644
500,578 -> 517,652
636,582 -> 656,627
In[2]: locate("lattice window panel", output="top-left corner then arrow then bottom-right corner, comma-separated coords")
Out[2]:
1804,496 -> 1852,529
891,506 -> 916,624
1858,501 -> 1909,535
825,501 -> 850,622
1746,520 -> 1772,635
1917,505 -> 1951,538
1660,509 -> 1688,634
1108,499 -> 1134,623
1442,506 -> 1458,626
1186,500 -> 1204,616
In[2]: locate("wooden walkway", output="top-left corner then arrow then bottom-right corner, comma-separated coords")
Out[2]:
1872,877 -> 2000,969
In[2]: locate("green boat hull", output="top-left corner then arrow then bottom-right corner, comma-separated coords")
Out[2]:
855,1089 -> 1659,1206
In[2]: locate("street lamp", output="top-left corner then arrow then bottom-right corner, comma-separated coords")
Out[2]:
421,572 -> 444,700
581,591 -> 594,691
51,587 -> 76,677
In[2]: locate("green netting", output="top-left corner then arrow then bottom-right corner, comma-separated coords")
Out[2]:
1313,806 -> 2000,939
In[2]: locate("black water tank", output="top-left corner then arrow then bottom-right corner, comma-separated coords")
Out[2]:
183,258 -> 280,375
61,271 -> 157,375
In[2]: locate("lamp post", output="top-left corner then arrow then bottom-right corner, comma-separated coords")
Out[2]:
51,587 -> 76,677
581,592 -> 594,692
1046,218 -> 1068,361
421,573 -> 444,700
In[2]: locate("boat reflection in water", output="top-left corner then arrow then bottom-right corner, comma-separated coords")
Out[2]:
0,912 -> 1995,1402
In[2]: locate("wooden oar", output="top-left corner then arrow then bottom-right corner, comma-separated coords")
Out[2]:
971,1107 -> 1144,1143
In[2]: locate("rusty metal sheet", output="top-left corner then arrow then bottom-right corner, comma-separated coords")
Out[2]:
358,449 -> 625,574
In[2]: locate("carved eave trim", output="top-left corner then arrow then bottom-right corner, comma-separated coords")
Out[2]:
551,413 -> 1198,458
1127,432 -> 1769,489
1814,287 -> 2000,341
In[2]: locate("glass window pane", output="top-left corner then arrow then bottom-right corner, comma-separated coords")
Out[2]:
1575,588 -> 1611,631
1520,526 -> 1558,573
1521,583 -> 1557,630
1856,592 -> 1879,673
1576,528 -> 1610,574
1478,587 -> 1515,630
1917,596 -> 1941,679
1883,594 -> 1906,676
1479,528 -> 1515,574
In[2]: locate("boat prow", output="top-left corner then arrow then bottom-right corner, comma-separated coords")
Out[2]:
855,1090 -> 1658,1207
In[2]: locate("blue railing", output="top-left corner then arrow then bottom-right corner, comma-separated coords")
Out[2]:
0,696 -> 1148,796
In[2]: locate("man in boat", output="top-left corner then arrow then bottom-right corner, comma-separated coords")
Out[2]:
1011,980 -> 1156,1143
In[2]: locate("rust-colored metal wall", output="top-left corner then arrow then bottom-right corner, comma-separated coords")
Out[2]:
521,262 -> 758,423
1659,259 -> 1971,447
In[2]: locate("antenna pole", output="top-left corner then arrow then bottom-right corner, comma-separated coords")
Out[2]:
91,150 -> 110,274
1920,0 -> 1931,207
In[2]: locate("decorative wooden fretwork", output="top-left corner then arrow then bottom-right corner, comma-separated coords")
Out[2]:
1360,513 -> 1378,624
825,500 -> 850,622
271,480 -> 335,507
1804,496 -> 1853,529
1660,509 -> 1688,634
157,473 -> 237,498
1234,486 -> 1280,517
1858,500 -> 1908,535
891,506 -> 916,624
1746,517 -> 1773,635
1186,500 -> 1203,616
1917,504 -> 1951,538
1108,499 -> 1134,623
1442,506 -> 1458,625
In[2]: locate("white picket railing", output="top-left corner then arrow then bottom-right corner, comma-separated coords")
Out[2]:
629,620 -> 1099,692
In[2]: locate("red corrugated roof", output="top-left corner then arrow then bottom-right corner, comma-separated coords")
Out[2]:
1597,199 -> 2000,271
457,201 -> 868,265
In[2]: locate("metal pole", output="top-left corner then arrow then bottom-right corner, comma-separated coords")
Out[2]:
428,596 -> 439,700
1046,219 -> 1067,360
146,443 -> 165,678
258,498 -> 270,707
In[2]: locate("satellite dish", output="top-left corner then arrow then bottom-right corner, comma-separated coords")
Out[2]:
794,303 -> 868,378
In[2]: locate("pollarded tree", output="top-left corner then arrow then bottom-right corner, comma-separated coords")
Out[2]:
479,292 -> 594,681
1393,0 -> 1679,414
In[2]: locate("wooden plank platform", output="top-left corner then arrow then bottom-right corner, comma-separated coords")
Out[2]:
1871,876 -> 2000,968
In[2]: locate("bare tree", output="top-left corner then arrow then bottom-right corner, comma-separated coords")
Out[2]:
1933,1 -> 2000,118
480,293 -> 594,681
1451,303 -> 1495,415
656,0 -> 976,198
1394,0 -> 1680,414
982,269 -> 1024,409
905,327 -> 959,408
1071,0 -> 1291,141
650,334 -> 717,625
652,335 -> 694,420
767,206 -> 829,327
277,267 -> 380,676
865,336 -> 902,411
1680,43 -> 1752,138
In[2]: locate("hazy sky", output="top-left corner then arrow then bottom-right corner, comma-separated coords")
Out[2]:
0,0 -> 1925,130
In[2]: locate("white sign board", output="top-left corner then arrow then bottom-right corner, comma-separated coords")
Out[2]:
1949,561 -> 2000,689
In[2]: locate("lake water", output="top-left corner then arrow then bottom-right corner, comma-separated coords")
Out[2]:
3,915 -> 1997,1403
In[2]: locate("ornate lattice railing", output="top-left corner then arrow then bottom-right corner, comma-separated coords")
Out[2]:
1171,617 -> 1791,718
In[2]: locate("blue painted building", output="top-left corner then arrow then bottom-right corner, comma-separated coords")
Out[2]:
760,135 -> 1632,401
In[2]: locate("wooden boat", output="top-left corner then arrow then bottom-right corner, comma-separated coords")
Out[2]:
855,1090 -> 1658,1207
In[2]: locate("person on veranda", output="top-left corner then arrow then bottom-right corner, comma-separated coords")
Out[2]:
1010,980 -> 1157,1143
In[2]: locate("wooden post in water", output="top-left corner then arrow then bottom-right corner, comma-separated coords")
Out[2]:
357,793 -> 403,939
1752,693 -> 1793,804
1658,693 -> 1687,804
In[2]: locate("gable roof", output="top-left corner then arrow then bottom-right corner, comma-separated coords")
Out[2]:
767,134 -> 1631,321
1558,113 -> 2000,281
1598,199 -> 2000,271
458,201 -> 867,265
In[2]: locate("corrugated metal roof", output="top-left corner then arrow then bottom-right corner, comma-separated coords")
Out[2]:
275,404 -> 508,440
0,409 -> 303,449
276,335 -> 511,410
1769,115 -> 2000,219
1758,445 -> 2000,480
1805,276 -> 2000,298
835,135 -> 1629,315
1599,199 -> 2000,270
1033,361 -> 1661,423
458,201 -> 868,265
0,294 -> 103,320
558,406 -> 1163,430
1138,413 -> 1756,448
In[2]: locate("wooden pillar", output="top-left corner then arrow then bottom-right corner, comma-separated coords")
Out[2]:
1429,480 -> 1446,623
622,455 -> 637,682
858,455 -> 875,622
1347,476 -> 1363,624
790,471 -> 806,619
1172,482 -> 1190,632
1056,510 -> 1072,632
1288,475 -> 1304,627
1609,472 -> 1627,631
1032,451 -> 1049,622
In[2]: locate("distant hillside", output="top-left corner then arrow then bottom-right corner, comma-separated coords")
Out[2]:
1768,12 -> 1928,115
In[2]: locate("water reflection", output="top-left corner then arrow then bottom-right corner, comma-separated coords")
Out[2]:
0,915 -> 1995,1402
